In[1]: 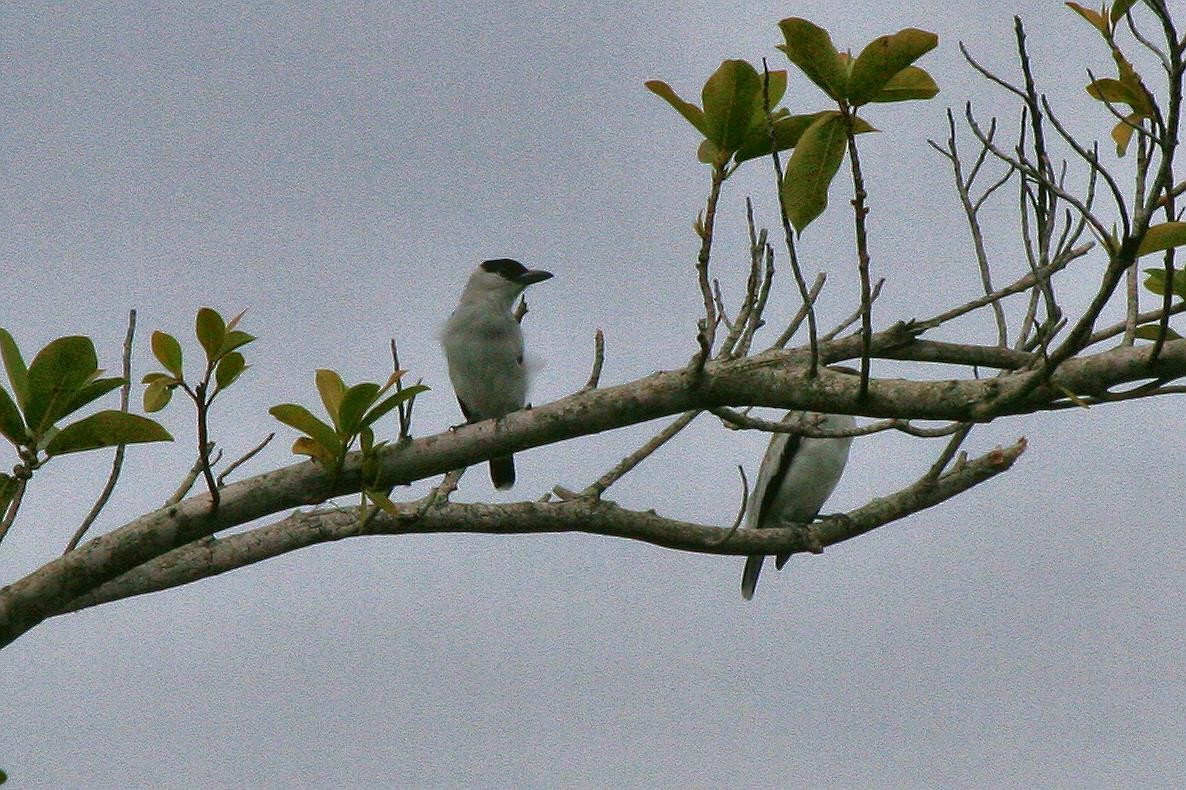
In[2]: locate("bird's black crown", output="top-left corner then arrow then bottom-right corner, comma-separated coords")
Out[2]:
481,258 -> 528,279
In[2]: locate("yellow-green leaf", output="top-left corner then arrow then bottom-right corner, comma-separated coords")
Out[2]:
869,65 -> 939,103
24,335 -> 99,433
360,384 -> 430,431
45,411 -> 172,456
143,380 -> 173,413
291,435 -> 338,466
1066,2 -> 1109,34
777,17 -> 847,100
0,386 -> 27,446
1087,78 -> 1153,117
1133,323 -> 1183,342
315,369 -> 346,428
365,488 -> 399,516
0,329 -> 28,410
1137,222 -> 1186,256
1143,267 -> 1186,298
1111,0 -> 1138,24
214,352 -> 246,390
339,382 -> 381,437
846,28 -> 938,106
644,80 -> 711,138
151,331 -> 183,378
195,307 -> 226,361
781,112 -> 848,232
270,403 -> 342,456
701,59 -> 764,151
1112,113 -> 1141,156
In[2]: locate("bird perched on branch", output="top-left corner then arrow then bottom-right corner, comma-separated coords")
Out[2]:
741,410 -> 855,600
441,258 -> 553,490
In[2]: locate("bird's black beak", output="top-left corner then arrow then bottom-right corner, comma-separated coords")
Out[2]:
516,269 -> 554,286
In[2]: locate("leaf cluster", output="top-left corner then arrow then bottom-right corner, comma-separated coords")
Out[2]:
0,329 -> 171,514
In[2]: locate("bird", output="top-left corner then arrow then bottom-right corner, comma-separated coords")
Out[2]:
741,410 -> 855,600
441,258 -> 553,490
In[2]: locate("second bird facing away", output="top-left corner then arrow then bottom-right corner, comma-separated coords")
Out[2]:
441,258 -> 553,490
741,411 -> 855,600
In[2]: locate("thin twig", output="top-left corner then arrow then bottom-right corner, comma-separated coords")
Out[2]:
821,278 -> 885,342
581,410 -> 702,498
922,424 -> 974,481
709,465 -> 750,546
581,330 -> 605,391
65,310 -> 137,553
216,433 -> 275,488
770,272 -> 827,350
164,444 -> 219,506
764,58 -> 819,375
710,406 -> 965,439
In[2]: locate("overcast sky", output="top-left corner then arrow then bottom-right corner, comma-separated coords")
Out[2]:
3,2 -> 1184,787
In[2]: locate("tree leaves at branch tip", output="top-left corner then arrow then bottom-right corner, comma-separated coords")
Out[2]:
777,18 -> 938,107
0,329 -> 170,456
646,60 -> 791,169
143,307 -> 256,412
271,367 -> 428,468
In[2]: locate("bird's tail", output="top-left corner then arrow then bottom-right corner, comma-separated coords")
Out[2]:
741,554 -> 765,600
490,455 -> 516,490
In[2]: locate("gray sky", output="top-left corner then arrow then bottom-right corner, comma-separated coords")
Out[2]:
3,2 -> 1184,787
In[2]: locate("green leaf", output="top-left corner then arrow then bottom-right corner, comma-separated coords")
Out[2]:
644,80 -> 711,138
1143,267 -> 1186,299
23,336 -> 99,433
701,59 -> 764,151
1111,0 -> 1138,23
1133,323 -> 1183,341
1087,78 -> 1153,117
777,17 -> 847,100
781,112 -> 848,232
217,330 -> 255,358
1112,113 -> 1141,156
359,384 -> 430,431
365,488 -> 399,516
151,331 -> 183,379
0,473 -> 17,514
143,380 -> 173,413
195,307 -> 226,361
291,435 -> 339,466
214,352 -> 247,390
62,376 -> 126,416
315,369 -> 346,429
0,329 -> 28,410
868,65 -> 939,103
0,386 -> 28,446
338,382 -> 381,437
141,372 -> 178,386
1066,2 -> 1109,34
846,28 -> 938,106
270,403 -> 343,457
45,410 -> 173,456
733,111 -> 875,164
1137,222 -> 1186,256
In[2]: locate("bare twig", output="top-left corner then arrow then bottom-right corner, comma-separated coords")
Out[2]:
771,272 -> 827,349
711,406 -> 965,439
840,102 -> 875,399
709,465 -> 750,546
581,330 -> 605,391
764,58 -> 819,375
821,278 -> 885,342
164,444 -> 219,506
65,310 -> 137,553
689,164 -> 727,374
922,424 -> 974,481
581,410 -> 702,498
216,433 -> 275,488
